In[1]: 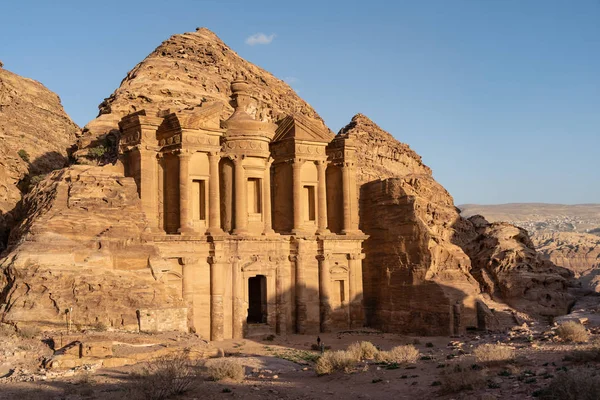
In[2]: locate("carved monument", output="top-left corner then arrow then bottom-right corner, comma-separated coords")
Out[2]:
118,79 -> 367,340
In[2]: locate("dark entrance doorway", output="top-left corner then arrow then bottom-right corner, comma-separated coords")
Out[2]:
247,275 -> 267,323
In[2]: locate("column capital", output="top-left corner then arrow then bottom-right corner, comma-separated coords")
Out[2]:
208,150 -> 221,158
208,255 -> 225,265
229,255 -> 242,263
315,159 -> 328,166
177,149 -> 192,158
180,257 -> 199,265
316,253 -> 332,262
347,253 -> 365,260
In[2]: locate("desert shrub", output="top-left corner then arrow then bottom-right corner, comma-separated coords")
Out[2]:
134,352 -> 199,400
375,345 -> 420,364
17,325 -> 41,339
17,149 -> 30,163
556,321 -> 589,343
473,344 -> 515,363
93,321 -> 108,332
536,369 -> 600,400
87,145 -> 107,161
206,358 -> 245,381
347,341 -> 379,360
315,350 -> 356,375
0,324 -> 15,337
440,363 -> 486,393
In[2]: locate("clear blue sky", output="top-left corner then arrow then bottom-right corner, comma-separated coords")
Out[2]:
1,0 -> 598,205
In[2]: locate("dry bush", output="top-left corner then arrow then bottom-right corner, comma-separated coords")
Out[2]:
347,341 -> 379,360
556,321 -> 589,343
206,358 -> 245,381
0,324 -> 15,337
440,363 -> 486,393
564,348 -> 600,363
315,350 -> 356,375
537,369 -> 600,400
375,345 -> 420,364
473,344 -> 515,363
134,352 -> 199,400
17,325 -> 41,339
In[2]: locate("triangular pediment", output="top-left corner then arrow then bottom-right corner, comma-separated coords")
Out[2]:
273,114 -> 334,144
176,102 -> 224,130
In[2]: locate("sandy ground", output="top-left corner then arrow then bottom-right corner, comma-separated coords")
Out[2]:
1,325 -> 599,399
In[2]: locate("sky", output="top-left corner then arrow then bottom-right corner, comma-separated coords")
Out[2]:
1,0 -> 598,205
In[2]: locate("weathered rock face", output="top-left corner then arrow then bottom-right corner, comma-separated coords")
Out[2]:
457,216 -> 575,317
361,177 -> 482,335
534,231 -> 600,291
0,67 -> 79,250
79,27 -> 325,155
338,114 -> 431,185
347,114 -> 574,333
0,165 -> 183,331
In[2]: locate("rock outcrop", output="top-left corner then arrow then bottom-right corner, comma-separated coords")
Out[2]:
0,68 -> 79,251
457,216 -> 574,317
0,166 -> 183,331
78,27 -> 325,158
534,231 -> 600,291
346,114 -> 574,334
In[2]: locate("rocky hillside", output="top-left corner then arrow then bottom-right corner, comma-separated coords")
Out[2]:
344,114 -> 574,334
0,165 -> 183,331
78,27 -> 325,156
0,67 -> 79,251
460,203 -> 600,292
337,114 -> 431,184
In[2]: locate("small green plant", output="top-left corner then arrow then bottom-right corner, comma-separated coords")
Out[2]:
440,363 -> 486,394
372,378 -> 383,383
426,342 -> 434,348
431,381 -> 442,386
17,149 -> 30,163
263,334 -> 276,341
87,145 -> 107,160
222,388 -> 232,393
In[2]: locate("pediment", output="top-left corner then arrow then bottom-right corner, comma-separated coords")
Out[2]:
273,114 -> 334,144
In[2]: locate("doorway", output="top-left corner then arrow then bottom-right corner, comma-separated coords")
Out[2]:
247,275 -> 267,324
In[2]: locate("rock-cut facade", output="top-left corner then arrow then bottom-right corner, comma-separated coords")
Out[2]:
118,79 -> 367,340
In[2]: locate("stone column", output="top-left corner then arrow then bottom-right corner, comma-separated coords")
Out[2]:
262,159 -> 275,235
139,149 -> 159,231
181,257 -> 199,332
232,157 -> 248,235
209,255 -> 225,341
347,253 -> 365,328
231,256 -> 244,339
317,254 -> 332,332
316,160 -> 329,235
294,241 -> 307,334
178,151 -> 192,234
292,159 -> 304,234
341,161 -> 352,235
207,152 -> 223,235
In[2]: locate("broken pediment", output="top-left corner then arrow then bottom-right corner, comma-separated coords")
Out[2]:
273,114 -> 334,144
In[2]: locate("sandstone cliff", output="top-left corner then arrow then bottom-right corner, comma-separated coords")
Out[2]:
78,27 -> 325,157
534,231 -> 600,291
0,67 -> 79,251
0,166 -> 183,331
457,216 -> 574,317
345,114 -> 574,333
